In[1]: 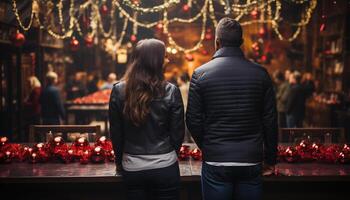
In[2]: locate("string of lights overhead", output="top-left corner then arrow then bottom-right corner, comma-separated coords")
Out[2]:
11,0 -> 318,55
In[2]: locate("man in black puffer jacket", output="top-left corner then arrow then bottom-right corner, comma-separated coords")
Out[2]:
186,17 -> 278,200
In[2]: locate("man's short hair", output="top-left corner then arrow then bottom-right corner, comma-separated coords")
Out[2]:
215,17 -> 243,47
46,71 -> 58,85
294,71 -> 302,83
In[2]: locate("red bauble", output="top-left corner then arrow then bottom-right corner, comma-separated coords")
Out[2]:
182,4 -> 190,12
250,9 -> 259,18
100,4 -> 109,15
185,54 -> 194,61
85,35 -> 94,48
91,146 -> 105,163
156,23 -> 163,30
205,33 -> 213,40
190,148 -> 202,160
11,32 -> 25,47
80,150 -> 91,164
201,49 -> 209,55
70,37 -> 80,51
261,55 -> 267,62
0,136 -> 9,147
95,136 -> 113,152
130,35 -> 137,42
179,145 -> 190,160
258,27 -> 266,36
0,150 -> 13,163
320,23 -> 326,32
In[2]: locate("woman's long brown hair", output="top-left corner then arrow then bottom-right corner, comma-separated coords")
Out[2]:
122,39 -> 166,126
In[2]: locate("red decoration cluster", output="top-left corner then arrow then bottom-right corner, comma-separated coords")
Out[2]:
278,140 -> 350,164
2,136 -> 349,164
178,145 -> 202,161
72,89 -> 112,104
0,136 -> 114,164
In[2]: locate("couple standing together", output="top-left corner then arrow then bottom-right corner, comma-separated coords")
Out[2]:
109,18 -> 278,200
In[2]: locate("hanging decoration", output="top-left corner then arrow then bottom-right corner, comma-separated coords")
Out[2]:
11,31 -> 25,47
10,0 -> 317,55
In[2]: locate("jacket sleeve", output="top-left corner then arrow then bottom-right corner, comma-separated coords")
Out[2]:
169,86 -> 185,153
108,86 -> 124,166
186,71 -> 204,148
262,73 -> 278,165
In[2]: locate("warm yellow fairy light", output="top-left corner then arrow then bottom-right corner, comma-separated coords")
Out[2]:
11,0 -> 318,54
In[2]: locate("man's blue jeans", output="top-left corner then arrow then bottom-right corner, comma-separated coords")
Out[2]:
201,162 -> 262,200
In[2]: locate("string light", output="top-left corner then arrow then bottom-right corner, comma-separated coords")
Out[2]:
11,0 -> 318,54
122,0 -> 180,13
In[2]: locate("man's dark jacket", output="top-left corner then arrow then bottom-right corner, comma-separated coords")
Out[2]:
286,83 -> 306,119
186,47 -> 278,165
40,85 -> 65,124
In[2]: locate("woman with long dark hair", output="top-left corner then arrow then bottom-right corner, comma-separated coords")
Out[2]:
109,38 -> 185,200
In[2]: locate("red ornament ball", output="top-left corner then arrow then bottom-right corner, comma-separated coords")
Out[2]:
182,4 -> 190,12
11,32 -> 25,47
70,37 -> 80,51
156,23 -> 163,30
250,9 -> 259,18
185,54 -> 194,61
130,35 -> 137,42
205,33 -> 213,40
179,145 -> 190,160
258,27 -> 266,36
100,4 -> 109,15
190,148 -> 202,160
85,35 -> 94,48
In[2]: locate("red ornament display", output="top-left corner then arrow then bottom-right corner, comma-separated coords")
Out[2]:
1,136 -> 350,165
70,37 -> 80,51
11,31 -> 25,47
73,89 -> 111,104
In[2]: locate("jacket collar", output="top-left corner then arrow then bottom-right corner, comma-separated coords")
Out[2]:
212,47 -> 244,59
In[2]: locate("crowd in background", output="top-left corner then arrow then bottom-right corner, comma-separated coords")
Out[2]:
273,69 -> 315,128
21,71 -> 118,141
21,67 -> 314,141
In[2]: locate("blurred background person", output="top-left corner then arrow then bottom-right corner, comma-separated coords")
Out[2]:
302,72 -> 315,99
40,72 -> 65,126
286,71 -> 306,128
274,70 -> 289,128
66,72 -> 87,100
101,72 -> 118,90
87,73 -> 99,94
23,76 -> 41,142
